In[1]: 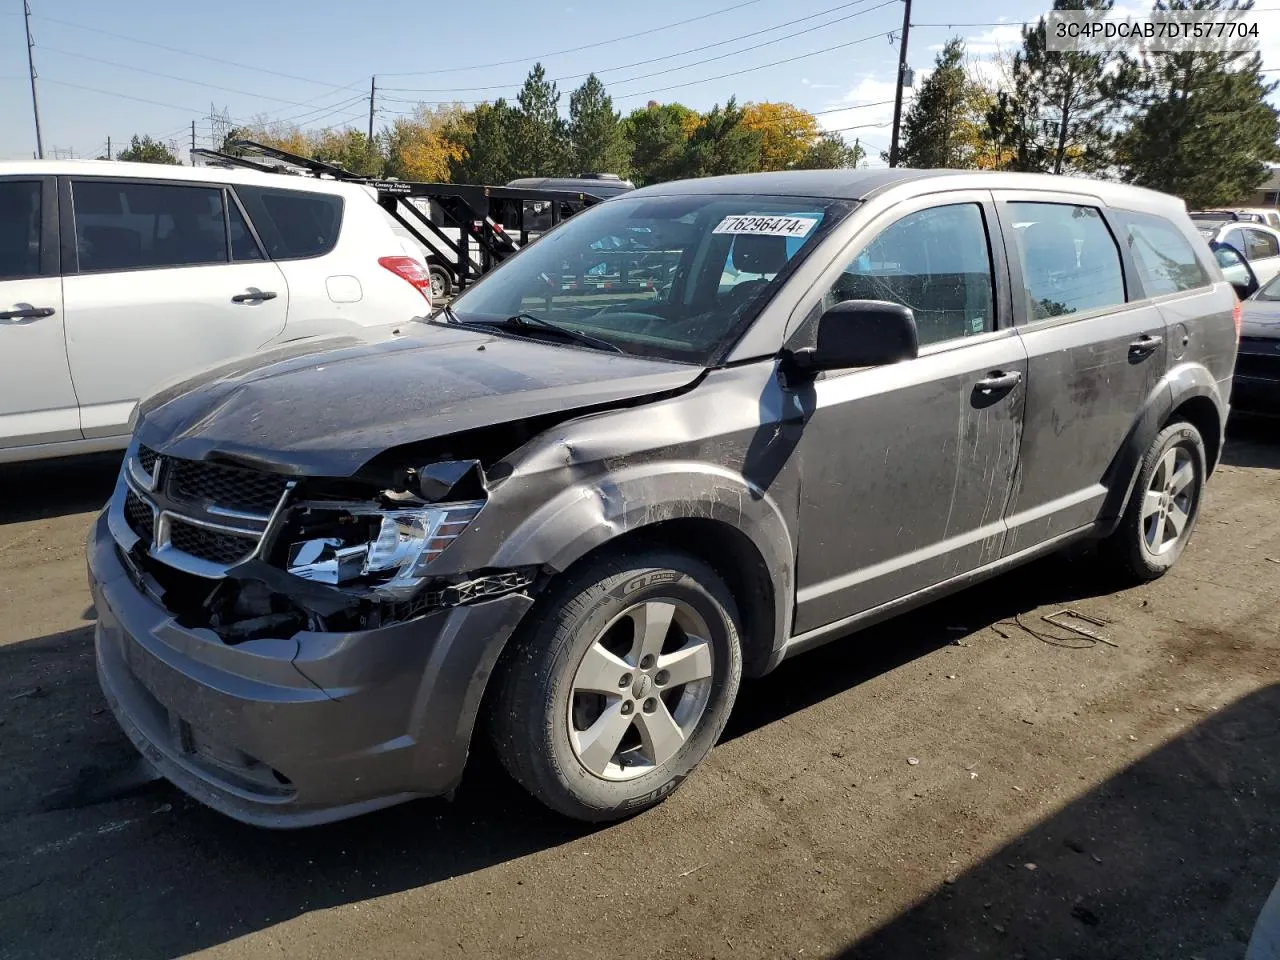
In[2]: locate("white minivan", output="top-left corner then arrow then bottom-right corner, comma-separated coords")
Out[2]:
0,161 -> 433,464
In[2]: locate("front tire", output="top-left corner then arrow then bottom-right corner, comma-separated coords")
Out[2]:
1100,420 -> 1207,582
490,548 -> 743,822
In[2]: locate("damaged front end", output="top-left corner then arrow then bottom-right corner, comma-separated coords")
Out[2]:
112,443 -> 536,645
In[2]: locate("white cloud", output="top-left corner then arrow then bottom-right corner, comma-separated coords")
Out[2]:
963,23 -> 1025,58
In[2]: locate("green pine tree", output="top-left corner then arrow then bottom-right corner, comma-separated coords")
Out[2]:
115,134 -> 178,165
985,0 -> 1123,174
512,63 -> 568,177
1116,0 -> 1280,207
795,132 -> 865,169
567,74 -> 631,177
449,100 -> 520,184
623,103 -> 694,185
896,38 -> 987,168
680,98 -> 763,178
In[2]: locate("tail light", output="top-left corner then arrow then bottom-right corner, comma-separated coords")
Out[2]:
1233,297 -> 1243,338
378,256 -> 432,303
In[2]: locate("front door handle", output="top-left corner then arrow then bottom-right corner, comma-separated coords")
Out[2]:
0,306 -> 55,321
231,291 -> 278,303
1129,334 -> 1163,357
974,370 -> 1023,394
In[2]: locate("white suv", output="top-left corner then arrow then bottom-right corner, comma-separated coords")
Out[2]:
0,161 -> 432,464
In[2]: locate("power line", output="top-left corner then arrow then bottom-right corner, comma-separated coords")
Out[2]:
379,0 -> 768,77
382,0 -> 891,95
36,46 -> 358,108
613,0 -> 897,90
31,12 -> 352,90
613,26 -> 898,100
39,76 -> 206,114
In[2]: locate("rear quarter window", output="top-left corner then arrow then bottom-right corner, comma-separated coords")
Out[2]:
1118,211 -> 1211,297
233,185 -> 344,260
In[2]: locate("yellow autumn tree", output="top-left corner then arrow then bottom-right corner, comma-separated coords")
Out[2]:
741,102 -> 821,171
385,103 -> 470,182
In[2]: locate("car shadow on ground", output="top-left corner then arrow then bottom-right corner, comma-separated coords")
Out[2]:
835,682 -> 1280,960
0,452 -> 122,526
0,550 -> 1129,960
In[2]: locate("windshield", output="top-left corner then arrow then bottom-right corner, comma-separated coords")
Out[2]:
441,193 -> 854,364
1256,273 -> 1280,301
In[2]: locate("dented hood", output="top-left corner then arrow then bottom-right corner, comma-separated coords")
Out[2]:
134,323 -> 703,476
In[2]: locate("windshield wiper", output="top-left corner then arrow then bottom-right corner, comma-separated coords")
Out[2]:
479,312 -> 624,353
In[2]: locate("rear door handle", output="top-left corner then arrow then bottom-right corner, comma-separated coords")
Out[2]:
0,306 -> 55,321
974,370 -> 1023,393
1129,334 -> 1163,356
231,291 -> 278,303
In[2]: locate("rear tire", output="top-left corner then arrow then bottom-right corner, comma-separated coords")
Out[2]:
490,547 -> 743,822
1099,420 -> 1207,582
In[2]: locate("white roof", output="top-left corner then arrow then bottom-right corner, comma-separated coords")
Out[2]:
0,159 -> 374,199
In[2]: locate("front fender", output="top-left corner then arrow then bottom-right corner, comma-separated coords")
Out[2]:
488,460 -> 796,671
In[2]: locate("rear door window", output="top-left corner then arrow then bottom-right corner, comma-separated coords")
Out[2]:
233,186 -> 343,260
0,180 -> 41,280
1117,210 -> 1210,297
1007,202 -> 1125,320
72,180 -> 228,272
1244,228 -> 1280,261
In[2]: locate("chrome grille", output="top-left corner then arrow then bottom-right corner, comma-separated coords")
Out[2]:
113,445 -> 294,578
167,519 -> 259,566
124,490 -> 155,544
168,459 -> 291,515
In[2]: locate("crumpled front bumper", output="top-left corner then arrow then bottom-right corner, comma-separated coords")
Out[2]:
88,510 -> 532,828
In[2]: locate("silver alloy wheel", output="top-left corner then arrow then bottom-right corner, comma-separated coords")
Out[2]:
567,599 -> 715,781
1142,445 -> 1198,556
430,270 -> 446,300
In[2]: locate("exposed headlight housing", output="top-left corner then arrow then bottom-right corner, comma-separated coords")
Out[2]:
285,501 -> 483,597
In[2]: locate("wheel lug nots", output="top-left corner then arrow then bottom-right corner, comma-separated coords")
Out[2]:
621,701 -> 634,715
642,698 -> 657,713
639,654 -> 655,670
619,673 -> 633,688
654,670 -> 669,686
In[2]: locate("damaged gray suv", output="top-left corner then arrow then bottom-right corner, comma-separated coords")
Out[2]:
88,170 -> 1240,827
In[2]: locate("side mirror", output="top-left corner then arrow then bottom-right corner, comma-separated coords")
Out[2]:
787,299 -> 919,373
1211,241 -> 1259,300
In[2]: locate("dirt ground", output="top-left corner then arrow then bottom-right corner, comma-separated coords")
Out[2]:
0,415 -> 1278,960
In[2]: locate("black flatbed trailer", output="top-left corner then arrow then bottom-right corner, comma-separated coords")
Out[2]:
192,139 -> 619,295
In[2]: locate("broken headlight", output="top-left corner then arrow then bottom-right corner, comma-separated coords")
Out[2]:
285,501 -> 483,597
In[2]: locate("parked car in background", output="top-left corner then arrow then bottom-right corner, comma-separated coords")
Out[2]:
1216,249 -> 1280,411
1191,213 -> 1280,286
0,161 -> 432,464
1191,207 -> 1280,229
89,169 -> 1237,829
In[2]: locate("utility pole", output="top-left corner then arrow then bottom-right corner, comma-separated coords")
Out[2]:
191,120 -> 197,155
23,0 -> 44,159
106,136 -> 111,160
368,75 -> 377,141
887,0 -> 912,168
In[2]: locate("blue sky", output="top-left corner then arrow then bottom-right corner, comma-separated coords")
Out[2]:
2,0 -> 1276,167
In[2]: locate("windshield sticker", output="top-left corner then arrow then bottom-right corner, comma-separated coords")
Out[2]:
713,215 -> 820,239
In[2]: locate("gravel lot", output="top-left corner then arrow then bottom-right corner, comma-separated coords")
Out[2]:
1,415 -> 1277,960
